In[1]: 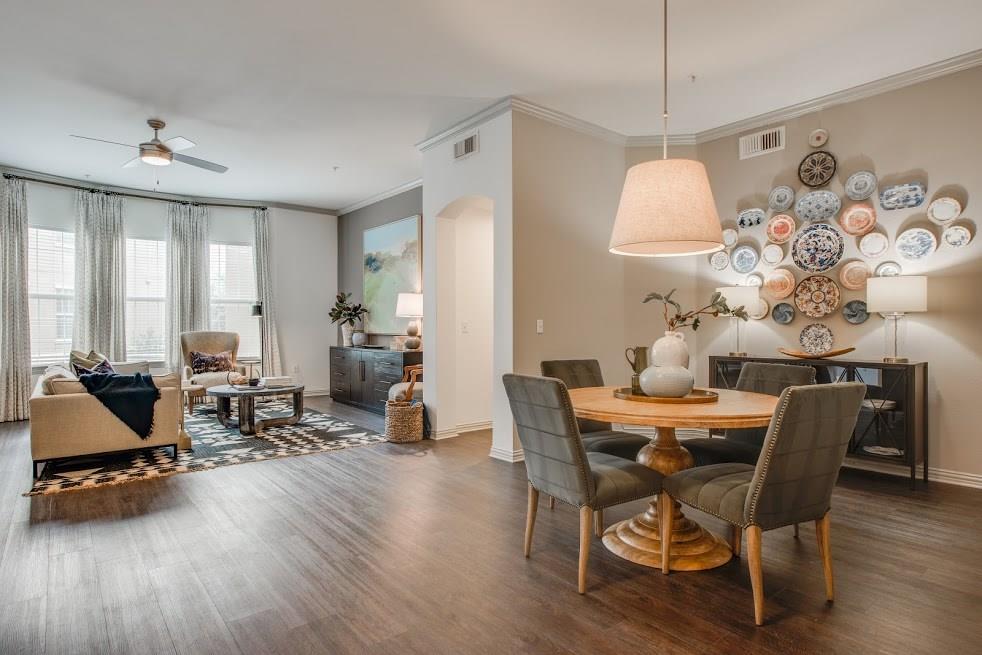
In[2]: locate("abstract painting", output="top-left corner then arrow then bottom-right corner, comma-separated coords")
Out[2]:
363,215 -> 421,334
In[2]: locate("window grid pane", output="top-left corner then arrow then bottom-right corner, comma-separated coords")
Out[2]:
209,243 -> 259,358
28,228 -> 75,366
126,238 -> 167,361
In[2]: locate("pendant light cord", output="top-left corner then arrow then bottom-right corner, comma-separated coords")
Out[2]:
662,0 -> 668,160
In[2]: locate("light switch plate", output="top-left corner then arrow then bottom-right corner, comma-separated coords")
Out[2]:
536,319 -> 544,334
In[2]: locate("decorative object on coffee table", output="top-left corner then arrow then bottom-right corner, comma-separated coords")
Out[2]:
330,292 -> 369,347
395,292 -> 423,350
207,384 -> 305,435
866,275 -> 927,363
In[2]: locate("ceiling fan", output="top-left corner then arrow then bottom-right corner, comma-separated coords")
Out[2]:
70,118 -> 228,173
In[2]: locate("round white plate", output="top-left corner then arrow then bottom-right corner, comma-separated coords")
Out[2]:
859,232 -> 889,258
745,273 -> 764,287
722,228 -> 739,247
761,243 -> 784,266
942,224 -> 972,248
731,245 -> 759,274
768,186 -> 795,212
927,197 -> 962,224
875,261 -> 902,277
710,250 -> 730,271
749,298 -> 770,320
839,260 -> 870,290
844,170 -> 877,201
808,128 -> 829,148
896,227 -> 937,260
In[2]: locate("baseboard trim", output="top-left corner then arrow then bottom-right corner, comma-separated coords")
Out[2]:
489,446 -> 524,463
456,420 -> 492,433
303,389 -> 331,397
843,458 -> 982,489
431,428 -> 460,440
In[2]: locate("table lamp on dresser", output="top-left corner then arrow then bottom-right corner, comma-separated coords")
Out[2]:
716,286 -> 759,357
866,275 -> 927,363
396,292 -> 423,350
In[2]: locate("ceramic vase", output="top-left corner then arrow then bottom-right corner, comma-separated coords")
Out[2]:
351,330 -> 368,347
341,323 -> 355,347
639,331 -> 694,398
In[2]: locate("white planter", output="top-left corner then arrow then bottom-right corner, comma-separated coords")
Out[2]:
341,323 -> 355,347
640,331 -> 694,398
650,330 -> 690,368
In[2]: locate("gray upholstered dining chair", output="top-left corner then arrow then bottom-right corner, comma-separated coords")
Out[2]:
503,373 -> 663,594
658,382 -> 866,625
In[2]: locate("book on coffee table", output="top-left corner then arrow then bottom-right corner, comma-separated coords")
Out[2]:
262,376 -> 294,388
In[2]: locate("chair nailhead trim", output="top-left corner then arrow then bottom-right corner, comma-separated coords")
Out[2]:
746,389 -> 794,523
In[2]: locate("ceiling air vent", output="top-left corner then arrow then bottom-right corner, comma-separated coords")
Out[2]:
454,133 -> 478,160
738,126 -> 785,160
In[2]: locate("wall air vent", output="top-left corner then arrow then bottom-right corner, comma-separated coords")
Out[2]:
454,133 -> 479,160
738,126 -> 785,160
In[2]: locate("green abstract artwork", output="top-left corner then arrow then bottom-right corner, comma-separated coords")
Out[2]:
363,215 -> 421,334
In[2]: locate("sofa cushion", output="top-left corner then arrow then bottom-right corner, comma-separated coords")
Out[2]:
113,361 -> 151,375
39,365 -> 77,395
49,372 -> 181,395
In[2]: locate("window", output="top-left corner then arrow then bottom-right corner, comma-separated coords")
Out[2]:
27,227 -> 75,366
209,243 -> 259,358
126,238 -> 167,361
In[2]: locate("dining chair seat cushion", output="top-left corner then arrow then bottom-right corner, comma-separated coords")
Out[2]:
587,452 -> 664,509
662,463 -> 756,527
582,431 -> 652,460
682,436 -> 762,467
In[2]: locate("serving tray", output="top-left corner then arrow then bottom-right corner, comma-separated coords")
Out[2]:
613,387 -> 719,404
777,347 -> 856,360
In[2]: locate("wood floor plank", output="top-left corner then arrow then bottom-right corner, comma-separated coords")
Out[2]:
44,549 -> 111,655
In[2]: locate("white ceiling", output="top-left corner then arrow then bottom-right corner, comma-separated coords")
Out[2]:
2,0 -> 981,211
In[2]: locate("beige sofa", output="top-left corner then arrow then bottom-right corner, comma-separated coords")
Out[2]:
29,363 -> 183,478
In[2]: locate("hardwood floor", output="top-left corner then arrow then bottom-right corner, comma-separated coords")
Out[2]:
2,396 -> 981,654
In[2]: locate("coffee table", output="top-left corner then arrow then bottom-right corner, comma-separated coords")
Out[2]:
206,384 -> 305,435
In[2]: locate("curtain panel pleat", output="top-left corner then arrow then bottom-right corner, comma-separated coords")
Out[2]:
165,203 -> 210,371
0,177 -> 33,421
253,208 -> 282,376
73,191 -> 127,360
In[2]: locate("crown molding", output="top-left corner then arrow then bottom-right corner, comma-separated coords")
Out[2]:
338,178 -> 423,216
624,133 -> 699,147
509,97 -> 626,145
415,98 -> 514,152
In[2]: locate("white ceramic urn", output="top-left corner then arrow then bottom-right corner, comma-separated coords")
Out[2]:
639,331 -> 695,398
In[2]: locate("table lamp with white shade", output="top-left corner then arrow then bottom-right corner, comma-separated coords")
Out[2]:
866,276 -> 927,363
716,286 -> 759,357
395,292 -> 423,350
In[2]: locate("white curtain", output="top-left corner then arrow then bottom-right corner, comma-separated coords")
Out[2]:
74,190 -> 127,360
253,208 -> 282,376
0,177 -> 32,421
165,202 -> 210,370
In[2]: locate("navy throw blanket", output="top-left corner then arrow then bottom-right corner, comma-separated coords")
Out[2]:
79,372 -> 161,439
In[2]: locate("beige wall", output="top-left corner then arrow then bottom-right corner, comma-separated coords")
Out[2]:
690,65 -> 982,478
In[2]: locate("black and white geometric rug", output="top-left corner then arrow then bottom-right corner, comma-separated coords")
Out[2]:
26,400 -> 386,496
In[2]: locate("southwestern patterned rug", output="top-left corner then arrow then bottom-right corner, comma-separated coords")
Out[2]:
26,400 -> 386,496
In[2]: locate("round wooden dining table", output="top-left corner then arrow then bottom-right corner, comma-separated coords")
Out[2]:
568,386 -> 779,571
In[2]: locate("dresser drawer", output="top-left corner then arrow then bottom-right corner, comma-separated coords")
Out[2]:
331,348 -> 352,365
330,380 -> 350,401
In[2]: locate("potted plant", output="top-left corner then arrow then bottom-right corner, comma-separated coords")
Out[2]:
330,293 -> 369,347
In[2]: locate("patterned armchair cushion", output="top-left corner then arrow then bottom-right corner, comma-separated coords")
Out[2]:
190,350 -> 234,374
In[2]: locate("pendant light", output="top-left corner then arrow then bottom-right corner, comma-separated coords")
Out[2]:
608,0 -> 724,257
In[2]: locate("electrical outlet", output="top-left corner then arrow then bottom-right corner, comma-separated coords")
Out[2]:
536,319 -> 544,334
460,321 -> 470,334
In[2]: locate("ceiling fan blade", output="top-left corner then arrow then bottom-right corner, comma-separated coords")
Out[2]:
163,136 -> 195,152
122,156 -> 142,168
70,134 -> 137,149
172,152 -> 228,174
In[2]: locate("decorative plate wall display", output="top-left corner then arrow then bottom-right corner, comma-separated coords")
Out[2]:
808,128 -> 829,148
942,224 -> 972,248
731,245 -> 759,274
800,323 -> 834,355
859,231 -> 889,258
927,197 -> 962,224
875,260 -> 902,277
844,170 -> 877,201
772,302 -> 795,324
766,214 -> 796,244
768,186 -> 795,212
896,227 -> 937,260
762,243 -> 784,266
839,260 -> 871,290
737,208 -> 766,229
843,300 -> 870,325
746,273 -> 764,287
880,182 -> 926,210
794,275 -> 840,318
710,250 -> 730,271
838,203 -> 877,236
764,269 -> 796,299
798,150 -> 837,187
795,190 -> 841,222
722,228 -> 739,246
791,223 -> 844,272
749,298 -> 770,320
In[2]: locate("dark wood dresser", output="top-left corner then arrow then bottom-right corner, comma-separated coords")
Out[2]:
329,346 -> 423,415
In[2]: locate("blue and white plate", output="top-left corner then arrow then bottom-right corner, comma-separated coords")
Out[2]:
768,186 -> 795,212
731,245 -> 759,274
895,227 -> 937,260
791,223 -> 844,273
942,224 -> 972,248
772,302 -> 795,325
843,300 -> 869,325
875,260 -> 902,277
737,208 -> 766,229
879,183 -> 926,210
795,190 -> 841,222
710,250 -> 730,271
845,171 -> 877,201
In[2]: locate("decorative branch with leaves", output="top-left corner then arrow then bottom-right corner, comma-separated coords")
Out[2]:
329,292 -> 369,326
643,289 -> 749,332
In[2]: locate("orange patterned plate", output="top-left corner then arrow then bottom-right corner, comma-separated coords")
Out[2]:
839,203 -> 877,236
766,214 -> 796,244
763,268 -> 796,299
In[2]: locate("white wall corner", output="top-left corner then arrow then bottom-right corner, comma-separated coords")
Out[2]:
431,428 -> 460,440
489,445 -> 525,463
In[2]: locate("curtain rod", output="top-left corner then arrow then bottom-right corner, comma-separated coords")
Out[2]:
2,172 -> 268,211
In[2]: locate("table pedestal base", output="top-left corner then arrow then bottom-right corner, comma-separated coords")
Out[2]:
601,427 -> 733,571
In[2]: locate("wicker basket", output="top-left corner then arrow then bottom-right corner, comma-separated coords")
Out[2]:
384,400 -> 424,443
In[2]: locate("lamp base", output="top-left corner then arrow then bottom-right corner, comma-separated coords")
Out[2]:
882,356 -> 908,363
404,336 -> 422,350
728,351 -> 748,357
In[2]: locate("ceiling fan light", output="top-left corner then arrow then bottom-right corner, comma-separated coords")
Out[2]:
140,148 -> 172,166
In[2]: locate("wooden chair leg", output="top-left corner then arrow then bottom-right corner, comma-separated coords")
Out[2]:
747,525 -> 765,626
730,524 -> 742,557
548,495 -> 555,510
793,522 -> 799,538
594,509 -> 604,537
659,492 -> 674,573
815,512 -> 835,602
578,506 -> 593,594
525,483 -> 539,558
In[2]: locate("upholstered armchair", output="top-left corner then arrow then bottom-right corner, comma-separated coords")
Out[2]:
658,382 -> 866,625
180,331 -> 246,390
503,374 -> 664,594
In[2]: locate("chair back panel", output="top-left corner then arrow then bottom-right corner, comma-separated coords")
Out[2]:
180,331 -> 240,368
503,374 -> 595,507
726,362 -> 816,447
540,359 -> 612,433
744,382 -> 866,530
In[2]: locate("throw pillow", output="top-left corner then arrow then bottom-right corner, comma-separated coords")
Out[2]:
190,350 -> 234,374
69,350 -> 111,376
40,365 -> 78,395
74,358 -> 116,376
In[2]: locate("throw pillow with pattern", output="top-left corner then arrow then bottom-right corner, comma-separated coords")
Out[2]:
74,358 -> 116,376
190,350 -> 234,374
